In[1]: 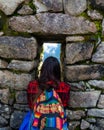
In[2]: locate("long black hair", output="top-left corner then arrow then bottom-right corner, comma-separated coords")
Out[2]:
38,56 -> 61,90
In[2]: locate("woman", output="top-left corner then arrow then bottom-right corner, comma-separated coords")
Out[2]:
19,56 -> 70,130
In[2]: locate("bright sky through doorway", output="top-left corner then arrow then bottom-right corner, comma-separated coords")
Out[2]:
43,43 -> 61,62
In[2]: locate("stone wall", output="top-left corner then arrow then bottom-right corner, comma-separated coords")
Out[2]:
0,0 -> 104,130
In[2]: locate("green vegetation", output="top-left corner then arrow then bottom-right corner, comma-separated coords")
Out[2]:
29,0 -> 36,13
80,12 -> 90,19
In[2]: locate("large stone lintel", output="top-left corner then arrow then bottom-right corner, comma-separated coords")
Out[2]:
9,13 -> 97,35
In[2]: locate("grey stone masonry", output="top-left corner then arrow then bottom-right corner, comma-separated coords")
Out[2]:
7,60 -> 35,72
96,119 -> 104,129
65,42 -> 94,64
63,0 -> 87,16
17,5 -> 33,15
66,36 -> 85,42
10,111 -> 26,129
0,116 -> 8,127
0,0 -> 25,15
0,127 -> 11,130
80,119 -> 90,130
65,65 -> 104,81
66,110 -> 85,120
102,20 -> 104,36
0,0 -> 104,130
0,89 -> 10,104
97,95 -> 104,108
92,42 -> 104,63
0,36 -> 37,60
88,80 -> 104,89
9,13 -> 97,35
0,59 -> 8,68
91,0 -> 104,11
87,10 -> 103,20
0,70 -> 32,90
87,109 -> 104,118
15,91 -> 27,104
33,0 -> 63,13
69,91 -> 101,108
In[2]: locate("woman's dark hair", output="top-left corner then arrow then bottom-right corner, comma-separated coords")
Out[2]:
38,56 -> 61,90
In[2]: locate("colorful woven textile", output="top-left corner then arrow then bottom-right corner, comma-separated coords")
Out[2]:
32,89 -> 68,130
27,80 -> 70,109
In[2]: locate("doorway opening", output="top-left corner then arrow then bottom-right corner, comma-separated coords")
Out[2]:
38,42 -> 61,77
43,42 -> 61,62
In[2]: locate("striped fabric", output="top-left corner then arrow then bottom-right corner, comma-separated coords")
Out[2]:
27,80 -> 70,109
32,89 -> 68,130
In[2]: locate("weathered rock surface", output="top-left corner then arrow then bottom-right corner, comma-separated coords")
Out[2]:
65,65 -> 104,81
0,70 -> 32,90
69,121 -> 80,130
0,59 -> 8,68
92,42 -> 104,63
97,95 -> 104,108
9,13 -> 97,35
87,10 -> 103,20
91,0 -> 104,11
88,80 -> 104,89
80,119 -> 90,130
14,104 -> 29,111
10,111 -> 26,129
64,0 -> 87,16
16,91 -> 27,104
66,36 -> 85,42
69,91 -> 101,108
0,0 -> 104,129
0,116 -> 8,127
96,119 -> 104,128
0,0 -> 25,15
0,36 -> 37,60
87,109 -> 104,118
17,5 -> 33,15
66,110 -> 85,120
65,42 -> 94,64
0,127 -> 11,130
7,60 -> 35,72
0,89 -> 10,104
33,0 -> 63,13
0,104 -> 12,115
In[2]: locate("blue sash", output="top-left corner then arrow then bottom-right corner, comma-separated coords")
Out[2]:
19,110 -> 39,130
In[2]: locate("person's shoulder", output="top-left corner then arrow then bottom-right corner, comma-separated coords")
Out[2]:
59,81 -> 71,91
27,80 -> 39,93
28,80 -> 38,86
59,81 -> 70,87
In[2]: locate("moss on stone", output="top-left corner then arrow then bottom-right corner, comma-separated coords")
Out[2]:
29,0 -> 36,13
80,12 -> 90,19
0,11 -> 8,32
102,36 -> 104,41
75,126 -> 80,130
94,21 -> 102,42
88,1 -> 93,10
94,21 -> 102,31
10,92 -> 15,99
9,89 -> 16,99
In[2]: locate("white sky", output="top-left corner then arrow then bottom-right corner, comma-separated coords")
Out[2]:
43,43 -> 61,62
43,43 -> 59,54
